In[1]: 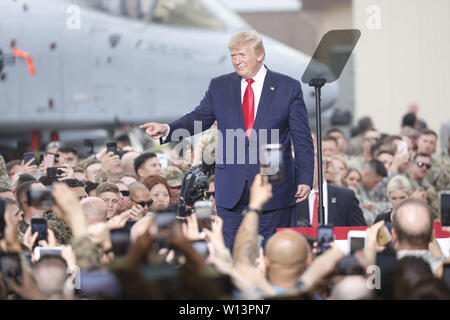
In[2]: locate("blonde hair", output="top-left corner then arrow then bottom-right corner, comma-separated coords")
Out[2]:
387,175 -> 412,194
228,30 -> 265,60
95,182 -> 120,197
328,156 -> 348,170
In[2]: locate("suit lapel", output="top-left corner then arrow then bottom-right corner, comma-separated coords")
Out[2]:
328,185 -> 337,225
230,73 -> 246,132
253,68 -> 277,131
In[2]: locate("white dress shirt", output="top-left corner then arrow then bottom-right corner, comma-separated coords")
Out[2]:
241,65 -> 267,120
308,180 -> 328,225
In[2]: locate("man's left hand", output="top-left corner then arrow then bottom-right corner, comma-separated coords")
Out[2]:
295,185 -> 311,203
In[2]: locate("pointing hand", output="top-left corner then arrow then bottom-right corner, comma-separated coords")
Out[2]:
139,122 -> 169,140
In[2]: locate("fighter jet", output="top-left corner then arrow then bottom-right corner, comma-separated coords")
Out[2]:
0,0 -> 344,152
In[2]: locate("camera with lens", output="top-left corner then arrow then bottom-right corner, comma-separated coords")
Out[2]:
178,163 -> 214,217
47,167 -> 64,179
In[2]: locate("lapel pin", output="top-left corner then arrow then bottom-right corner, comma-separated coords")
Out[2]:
331,197 -> 337,203
270,87 -> 275,91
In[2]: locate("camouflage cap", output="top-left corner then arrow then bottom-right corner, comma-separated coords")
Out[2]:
162,165 -> 185,188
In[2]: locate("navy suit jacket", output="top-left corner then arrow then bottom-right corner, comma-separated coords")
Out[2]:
165,68 -> 314,210
296,184 -> 366,227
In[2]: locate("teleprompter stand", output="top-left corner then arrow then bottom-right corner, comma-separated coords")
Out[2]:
302,29 -> 361,226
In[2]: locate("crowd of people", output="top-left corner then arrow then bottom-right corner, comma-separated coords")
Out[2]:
0,107 -> 449,300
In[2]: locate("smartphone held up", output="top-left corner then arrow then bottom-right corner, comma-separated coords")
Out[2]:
194,200 -> 214,230
347,230 -> 366,255
106,142 -> 118,155
43,153 -> 56,170
106,142 -> 127,158
31,218 -> 48,245
23,152 -> 36,166
317,226 -> 334,255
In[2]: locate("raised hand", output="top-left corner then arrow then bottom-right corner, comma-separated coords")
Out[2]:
100,152 -> 120,174
249,174 -> 273,210
20,158 -> 38,176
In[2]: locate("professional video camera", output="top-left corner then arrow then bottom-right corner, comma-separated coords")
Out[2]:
178,163 -> 215,217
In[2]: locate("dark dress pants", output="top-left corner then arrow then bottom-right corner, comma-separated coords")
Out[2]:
216,180 -> 296,252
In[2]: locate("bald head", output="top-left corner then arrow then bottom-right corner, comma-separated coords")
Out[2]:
265,230 -> 311,273
33,256 -> 71,299
393,199 -> 433,249
128,182 -> 151,201
81,197 -> 107,225
121,152 -> 140,176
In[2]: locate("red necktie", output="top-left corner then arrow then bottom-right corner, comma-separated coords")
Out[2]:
312,191 -> 319,227
242,79 -> 255,138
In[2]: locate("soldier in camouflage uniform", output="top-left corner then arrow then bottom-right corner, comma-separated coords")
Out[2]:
54,182 -> 103,271
345,117 -> 375,156
70,236 -> 103,271
161,165 -> 185,207
414,129 -> 450,192
425,151 -> 450,192
408,179 -> 440,221
407,153 -> 440,220
16,180 -> 73,244
358,160 -> 389,225
359,183 -> 391,225
346,130 -> 381,171
162,165 -> 185,188
365,145 -> 416,223
78,151 -> 121,184
17,212 -> 72,245
77,154 -> 98,172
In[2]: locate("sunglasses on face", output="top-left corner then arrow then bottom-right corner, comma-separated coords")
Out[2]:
416,161 -> 431,169
120,190 -> 130,197
131,198 -> 153,207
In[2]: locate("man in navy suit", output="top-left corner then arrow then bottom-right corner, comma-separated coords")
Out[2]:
296,156 -> 366,227
140,31 -> 314,249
